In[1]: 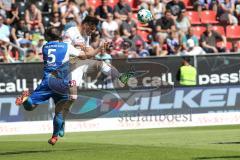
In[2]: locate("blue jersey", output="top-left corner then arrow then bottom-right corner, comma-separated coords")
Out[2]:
42,41 -> 80,77
28,41 -> 80,106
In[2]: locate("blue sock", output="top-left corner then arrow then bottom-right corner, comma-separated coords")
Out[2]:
53,113 -> 64,137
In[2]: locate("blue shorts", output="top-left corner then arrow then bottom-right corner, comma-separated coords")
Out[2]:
29,77 -> 69,105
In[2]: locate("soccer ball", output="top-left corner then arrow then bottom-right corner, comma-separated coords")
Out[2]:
137,9 -> 153,24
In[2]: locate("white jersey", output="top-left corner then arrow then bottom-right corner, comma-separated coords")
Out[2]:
62,26 -> 91,87
61,24 -> 109,90
62,26 -> 85,45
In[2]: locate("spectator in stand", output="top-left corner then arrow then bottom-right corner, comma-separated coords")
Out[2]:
193,0 -> 217,12
152,10 -> 176,46
235,0 -> 240,22
25,4 -> 45,34
95,47 -> 112,64
78,3 -> 88,22
0,38 -> 8,63
11,19 -> 30,46
114,0 -> 132,22
182,27 -> 199,49
0,15 -> 10,42
121,40 -> 138,58
53,0 -> 59,13
61,0 -> 80,24
232,41 -> 240,52
24,49 -> 41,62
200,24 -> 227,53
128,27 -> 145,51
138,0 -> 153,9
149,34 -> 168,56
180,39 -> 206,55
95,0 -> 113,22
120,12 -> 137,38
0,2 -> 6,18
87,7 -> 95,17
6,4 -> 19,26
166,0 -> 186,17
175,9 -> 190,34
219,0 -> 238,25
0,38 -> 15,63
9,47 -> 20,62
235,0 -> 240,23
102,13 -> 118,40
111,30 -> 124,57
150,0 -> 166,20
0,0 -> 15,17
135,40 -> 150,57
53,0 -> 70,13
33,35 -> 46,55
193,0 -> 207,11
0,47 -> 6,62
30,24 -> 44,42
19,39 -> 31,61
166,31 -> 181,55
49,12 -> 62,30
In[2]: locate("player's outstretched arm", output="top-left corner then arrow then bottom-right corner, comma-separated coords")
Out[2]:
68,43 -> 89,59
79,41 -> 110,58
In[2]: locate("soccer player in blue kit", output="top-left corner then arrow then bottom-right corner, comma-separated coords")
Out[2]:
15,27 -> 90,145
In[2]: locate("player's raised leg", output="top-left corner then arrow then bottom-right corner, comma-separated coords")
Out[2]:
15,79 -> 52,111
99,61 -> 135,86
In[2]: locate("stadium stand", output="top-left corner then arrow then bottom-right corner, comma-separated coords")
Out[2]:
226,25 -> 240,39
200,11 -> 218,24
212,26 -> 225,36
186,11 -> 201,25
0,0 -> 239,63
191,26 -> 206,39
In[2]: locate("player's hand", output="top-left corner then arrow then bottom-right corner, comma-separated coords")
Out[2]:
78,42 -> 88,51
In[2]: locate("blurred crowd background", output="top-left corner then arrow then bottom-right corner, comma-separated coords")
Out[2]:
0,0 -> 240,63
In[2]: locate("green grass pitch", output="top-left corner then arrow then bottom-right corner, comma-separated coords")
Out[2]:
1,125 -> 240,160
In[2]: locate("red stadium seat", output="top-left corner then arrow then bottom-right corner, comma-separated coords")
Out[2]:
212,26 -> 225,36
200,11 -> 218,24
87,0 -> 101,9
137,30 -> 149,42
191,26 -> 206,39
182,0 -> 193,9
226,25 -> 240,39
132,0 -> 138,9
186,11 -> 201,25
